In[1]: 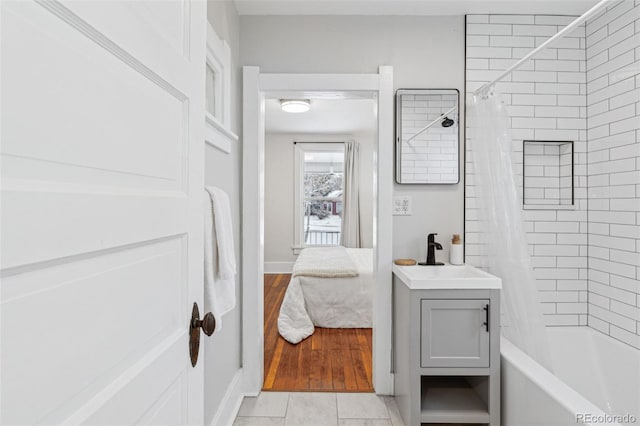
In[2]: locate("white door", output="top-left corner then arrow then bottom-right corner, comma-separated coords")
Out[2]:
1,1 -> 206,425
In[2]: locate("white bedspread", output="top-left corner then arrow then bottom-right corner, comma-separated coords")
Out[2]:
278,248 -> 373,344
293,246 -> 359,278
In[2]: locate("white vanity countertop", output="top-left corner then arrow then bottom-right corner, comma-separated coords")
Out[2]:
392,263 -> 502,290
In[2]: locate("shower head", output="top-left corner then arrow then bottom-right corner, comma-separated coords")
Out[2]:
441,116 -> 455,127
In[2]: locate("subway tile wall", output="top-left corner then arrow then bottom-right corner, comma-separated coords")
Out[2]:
585,1 -> 640,350
465,14 -> 589,327
465,3 -> 640,349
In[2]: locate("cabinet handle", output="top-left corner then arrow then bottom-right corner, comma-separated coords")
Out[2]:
483,304 -> 489,332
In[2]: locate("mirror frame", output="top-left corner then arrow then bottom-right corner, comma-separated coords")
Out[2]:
395,88 -> 460,185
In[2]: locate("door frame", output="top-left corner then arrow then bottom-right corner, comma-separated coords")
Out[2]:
242,66 -> 394,395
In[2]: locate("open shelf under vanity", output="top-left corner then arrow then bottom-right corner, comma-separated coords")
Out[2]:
420,376 -> 490,424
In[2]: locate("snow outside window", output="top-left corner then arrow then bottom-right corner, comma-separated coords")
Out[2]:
293,143 -> 345,247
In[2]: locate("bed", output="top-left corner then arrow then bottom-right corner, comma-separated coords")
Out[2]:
277,246 -> 373,344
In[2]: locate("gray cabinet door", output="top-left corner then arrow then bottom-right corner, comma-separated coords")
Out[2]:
421,299 -> 490,368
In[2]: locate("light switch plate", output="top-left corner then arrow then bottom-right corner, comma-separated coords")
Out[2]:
393,196 -> 412,215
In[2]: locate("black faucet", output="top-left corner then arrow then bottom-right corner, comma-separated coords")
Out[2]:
419,233 -> 444,266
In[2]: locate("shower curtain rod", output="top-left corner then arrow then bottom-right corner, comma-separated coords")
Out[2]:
474,0 -> 616,95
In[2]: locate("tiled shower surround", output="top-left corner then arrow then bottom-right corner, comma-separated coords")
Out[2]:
466,14 -> 590,328
585,2 -> 640,349
465,3 -> 640,349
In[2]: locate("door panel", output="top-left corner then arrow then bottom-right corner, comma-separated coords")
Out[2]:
1,1 -> 206,424
3,2 -> 186,191
421,299 -> 490,368
77,343 -> 187,426
2,191 -> 185,269
62,0 -> 191,73
2,238 -> 185,424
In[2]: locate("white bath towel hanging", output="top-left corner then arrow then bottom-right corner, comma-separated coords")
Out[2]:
204,187 -> 237,329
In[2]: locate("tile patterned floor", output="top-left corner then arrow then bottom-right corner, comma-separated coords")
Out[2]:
233,392 -> 405,426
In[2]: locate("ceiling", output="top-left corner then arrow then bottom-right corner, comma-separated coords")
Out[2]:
234,0 -> 598,16
265,98 -> 376,134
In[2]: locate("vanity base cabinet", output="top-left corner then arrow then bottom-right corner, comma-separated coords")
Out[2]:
393,276 -> 500,426
421,299 -> 490,368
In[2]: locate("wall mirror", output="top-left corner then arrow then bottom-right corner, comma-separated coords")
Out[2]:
395,89 -> 460,184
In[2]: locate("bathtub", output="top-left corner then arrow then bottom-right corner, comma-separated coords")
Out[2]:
501,327 -> 640,426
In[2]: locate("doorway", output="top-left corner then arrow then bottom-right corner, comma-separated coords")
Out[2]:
262,96 -> 377,391
242,67 -> 394,396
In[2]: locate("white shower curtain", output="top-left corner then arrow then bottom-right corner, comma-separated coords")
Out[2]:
341,140 -> 361,248
468,89 -> 552,370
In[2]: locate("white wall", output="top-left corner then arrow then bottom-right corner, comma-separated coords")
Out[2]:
465,14 -> 589,327
240,15 -> 466,264
586,1 -> 640,350
205,1 -> 243,423
264,132 -> 375,268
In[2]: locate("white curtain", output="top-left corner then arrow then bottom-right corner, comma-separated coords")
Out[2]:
468,90 -> 552,370
341,140 -> 361,248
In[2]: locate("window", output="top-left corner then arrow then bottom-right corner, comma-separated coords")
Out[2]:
294,143 -> 344,248
204,23 -> 237,152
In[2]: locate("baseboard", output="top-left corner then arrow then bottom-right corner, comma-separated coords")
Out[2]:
383,373 -> 395,396
375,371 -> 395,396
264,261 -> 294,273
209,369 -> 244,426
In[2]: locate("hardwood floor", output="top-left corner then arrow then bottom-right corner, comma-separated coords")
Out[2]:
263,273 -> 374,392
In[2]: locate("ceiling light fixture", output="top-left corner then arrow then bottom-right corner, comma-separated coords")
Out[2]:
280,99 -> 310,113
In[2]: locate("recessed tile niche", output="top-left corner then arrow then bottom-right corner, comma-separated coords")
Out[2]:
522,140 -> 574,210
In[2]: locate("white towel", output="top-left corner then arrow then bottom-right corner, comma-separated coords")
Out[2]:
204,187 -> 237,328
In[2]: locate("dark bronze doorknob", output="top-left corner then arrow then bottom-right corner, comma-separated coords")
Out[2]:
193,312 -> 216,336
189,302 -> 216,367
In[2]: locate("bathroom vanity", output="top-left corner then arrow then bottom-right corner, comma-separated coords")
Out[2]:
392,264 -> 501,425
